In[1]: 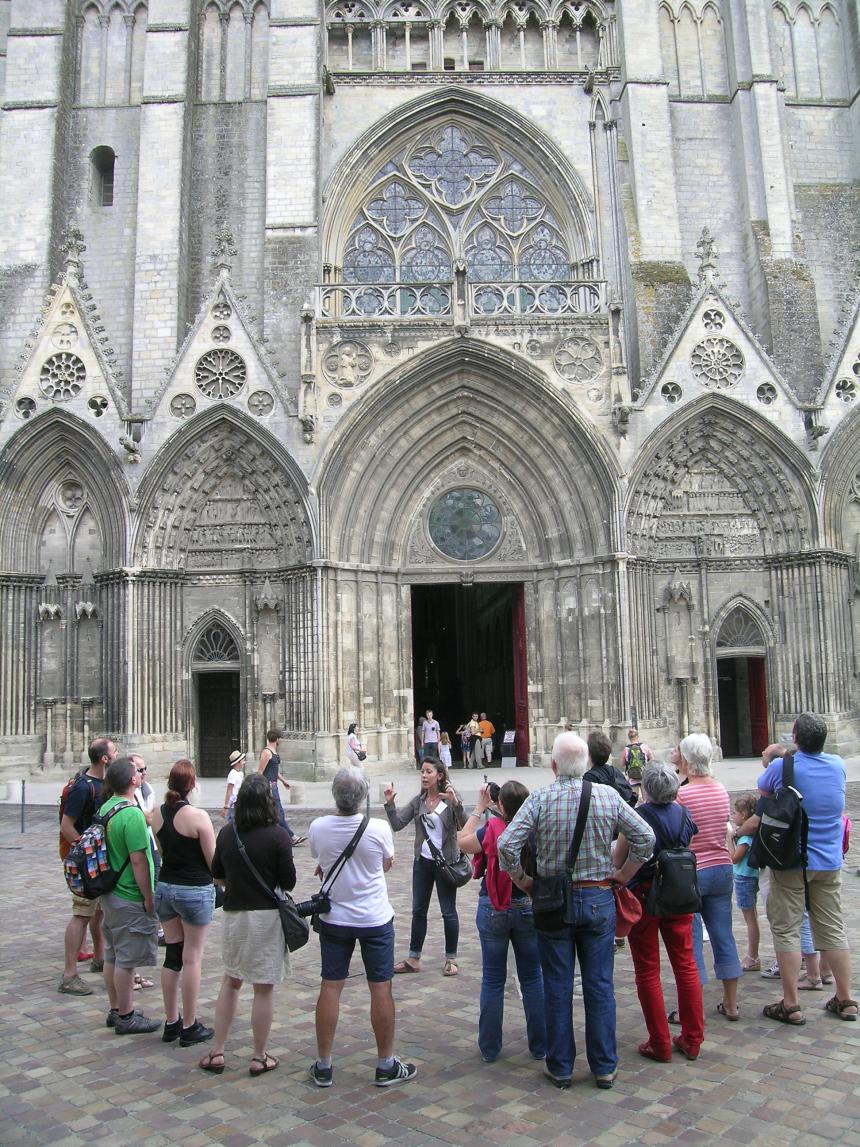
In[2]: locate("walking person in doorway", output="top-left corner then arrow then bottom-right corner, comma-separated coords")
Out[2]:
258,730 -> 305,846
479,713 -> 496,766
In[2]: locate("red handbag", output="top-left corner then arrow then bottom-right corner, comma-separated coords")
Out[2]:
613,885 -> 643,937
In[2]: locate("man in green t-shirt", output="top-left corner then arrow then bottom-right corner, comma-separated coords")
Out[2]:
98,757 -> 159,1034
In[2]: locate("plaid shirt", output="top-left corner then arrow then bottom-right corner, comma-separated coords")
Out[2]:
497,776 -> 655,881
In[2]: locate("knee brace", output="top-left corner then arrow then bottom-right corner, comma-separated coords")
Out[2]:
164,941 -> 184,972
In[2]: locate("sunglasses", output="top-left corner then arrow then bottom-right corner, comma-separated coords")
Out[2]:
137,767 -> 147,774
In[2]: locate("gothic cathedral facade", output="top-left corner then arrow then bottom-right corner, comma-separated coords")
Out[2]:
0,0 -> 859,777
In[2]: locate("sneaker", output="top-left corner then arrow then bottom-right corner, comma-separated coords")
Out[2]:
374,1057 -> 417,1087
309,1061 -> 333,1087
107,1008 -> 143,1029
761,962 -> 781,979
595,1070 -> 617,1089
89,958 -> 104,973
114,1012 -> 160,1035
543,1070 -> 572,1089
179,1020 -> 214,1047
162,1016 -> 183,1043
58,974 -> 93,996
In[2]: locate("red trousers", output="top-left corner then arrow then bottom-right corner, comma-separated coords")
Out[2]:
628,904 -> 704,1056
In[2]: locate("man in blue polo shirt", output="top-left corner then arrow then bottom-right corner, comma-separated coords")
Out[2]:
756,713 -> 856,1024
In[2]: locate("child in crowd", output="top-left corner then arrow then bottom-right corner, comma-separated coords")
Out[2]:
221,750 -> 246,822
731,794 -> 760,972
438,732 -> 452,769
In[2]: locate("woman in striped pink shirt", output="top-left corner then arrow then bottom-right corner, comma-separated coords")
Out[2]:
675,734 -> 742,1021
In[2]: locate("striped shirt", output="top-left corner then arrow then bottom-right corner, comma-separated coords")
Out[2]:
497,776 -> 655,882
676,779 -> 731,870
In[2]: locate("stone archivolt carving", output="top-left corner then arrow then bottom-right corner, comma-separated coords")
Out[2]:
140,426 -> 313,571
322,340 -> 373,388
40,352 -> 86,400
553,335 -> 603,382
690,337 -> 744,390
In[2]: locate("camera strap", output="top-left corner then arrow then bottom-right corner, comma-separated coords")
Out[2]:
319,796 -> 371,896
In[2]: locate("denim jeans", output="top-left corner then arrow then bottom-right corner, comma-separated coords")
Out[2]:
692,864 -> 742,982
409,856 -> 459,959
269,783 -> 294,839
476,895 -> 546,1062
536,886 -> 616,1079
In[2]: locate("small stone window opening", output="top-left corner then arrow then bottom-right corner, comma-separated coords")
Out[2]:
468,60 -> 485,71
443,57 -> 456,70
90,147 -> 115,207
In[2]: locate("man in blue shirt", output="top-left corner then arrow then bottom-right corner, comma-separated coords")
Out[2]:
755,713 -> 856,1024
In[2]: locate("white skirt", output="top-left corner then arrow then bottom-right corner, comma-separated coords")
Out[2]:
221,908 -> 290,984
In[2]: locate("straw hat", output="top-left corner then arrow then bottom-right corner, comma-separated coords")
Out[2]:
228,750 -> 247,766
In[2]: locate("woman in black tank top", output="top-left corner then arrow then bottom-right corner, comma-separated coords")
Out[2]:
258,729 -> 305,845
152,760 -> 217,1048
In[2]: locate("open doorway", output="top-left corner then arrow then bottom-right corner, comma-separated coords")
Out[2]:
411,582 -> 528,764
196,671 -> 241,776
717,656 -> 768,757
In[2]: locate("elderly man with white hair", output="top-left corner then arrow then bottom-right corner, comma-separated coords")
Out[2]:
498,732 -> 655,1090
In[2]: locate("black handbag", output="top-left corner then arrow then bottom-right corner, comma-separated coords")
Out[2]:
232,825 -> 310,952
417,811 -> 472,887
532,780 -> 592,932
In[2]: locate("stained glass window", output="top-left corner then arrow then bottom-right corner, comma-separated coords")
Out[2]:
340,122 -> 574,286
428,488 -> 502,561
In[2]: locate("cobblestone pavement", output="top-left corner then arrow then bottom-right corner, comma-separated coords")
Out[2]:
3,790 -> 860,1147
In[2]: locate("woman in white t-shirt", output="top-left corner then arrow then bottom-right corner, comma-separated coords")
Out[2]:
346,724 -> 364,767
221,750 -> 246,822
383,759 -> 466,976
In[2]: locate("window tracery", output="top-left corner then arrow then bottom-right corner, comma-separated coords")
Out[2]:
340,123 -> 577,287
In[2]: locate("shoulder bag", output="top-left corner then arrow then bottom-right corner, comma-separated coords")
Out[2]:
232,825 -> 310,952
532,779 -> 592,932
417,807 -> 472,887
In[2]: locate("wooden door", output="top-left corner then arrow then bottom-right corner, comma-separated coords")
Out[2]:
748,656 -> 768,756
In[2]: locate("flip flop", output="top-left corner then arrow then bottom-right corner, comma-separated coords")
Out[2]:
249,1053 -> 279,1076
443,960 -> 459,977
393,960 -> 420,974
716,1001 -> 740,1021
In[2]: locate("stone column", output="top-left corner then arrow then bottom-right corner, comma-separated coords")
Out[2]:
130,1 -> 191,404
43,699 -> 56,767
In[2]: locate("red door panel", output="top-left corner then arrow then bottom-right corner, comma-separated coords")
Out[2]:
748,657 -> 768,757
512,584 -> 529,764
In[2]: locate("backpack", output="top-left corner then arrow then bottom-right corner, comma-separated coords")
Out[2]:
58,771 -> 97,860
62,800 -> 132,899
748,752 -> 808,873
644,806 -> 702,917
626,743 -> 646,782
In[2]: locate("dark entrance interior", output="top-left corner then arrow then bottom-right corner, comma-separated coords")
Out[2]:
411,582 -> 528,763
717,656 -> 768,757
197,671 -> 241,777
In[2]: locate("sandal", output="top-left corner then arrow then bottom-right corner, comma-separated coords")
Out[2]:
249,1053 -> 280,1076
741,957 -> 761,972
716,1001 -> 740,1021
443,960 -> 459,977
667,1010 -> 681,1026
393,960 -> 420,974
133,974 -> 154,990
763,999 -> 806,1025
797,975 -> 824,991
824,995 -> 859,1021
821,973 -> 834,985
199,1051 -> 225,1075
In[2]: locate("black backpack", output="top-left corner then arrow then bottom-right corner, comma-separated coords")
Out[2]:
644,805 -> 702,917
748,752 -> 808,874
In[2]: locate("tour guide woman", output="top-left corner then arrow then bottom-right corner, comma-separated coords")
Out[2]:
383,759 -> 467,976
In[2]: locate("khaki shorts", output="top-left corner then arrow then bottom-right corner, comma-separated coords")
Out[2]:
766,868 -> 848,952
70,891 -> 99,919
101,892 -> 158,970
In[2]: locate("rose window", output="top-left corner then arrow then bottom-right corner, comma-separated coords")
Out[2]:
690,338 -> 744,389
194,350 -> 247,399
248,390 -> 274,416
756,383 -> 777,406
170,393 -> 197,419
40,353 -> 86,400
428,488 -> 502,561
553,336 -> 603,383
661,382 -> 682,404
835,378 -> 857,404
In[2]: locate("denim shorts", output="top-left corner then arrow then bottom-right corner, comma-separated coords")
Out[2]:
734,874 -> 759,911
318,918 -> 395,983
155,882 -> 215,927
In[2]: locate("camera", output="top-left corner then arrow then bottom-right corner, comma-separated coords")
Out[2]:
483,775 -> 501,802
294,890 -> 331,919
